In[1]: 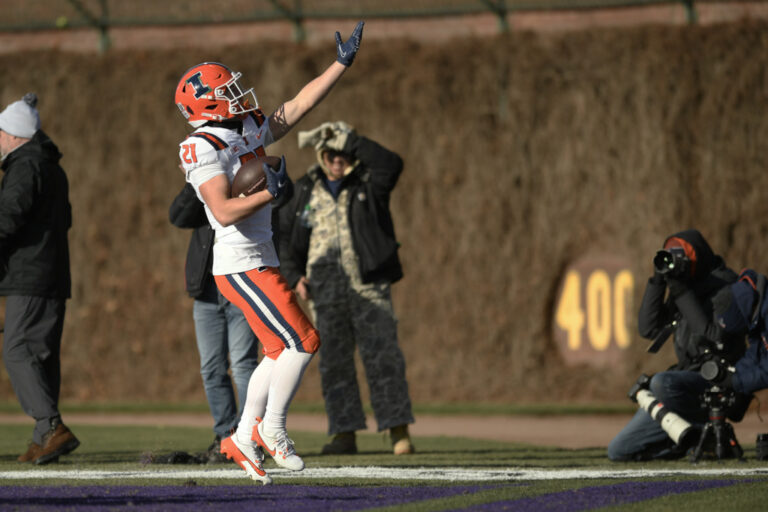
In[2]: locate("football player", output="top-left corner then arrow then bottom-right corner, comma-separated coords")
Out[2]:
175,21 -> 364,484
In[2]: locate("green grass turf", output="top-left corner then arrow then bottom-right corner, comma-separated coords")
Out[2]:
0,422 -> 765,474
609,479 -> 768,512
0,400 -> 637,416
0,423 -> 608,471
0,422 -> 767,510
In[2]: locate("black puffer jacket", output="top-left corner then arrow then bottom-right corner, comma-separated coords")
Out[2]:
278,134 -> 403,288
0,130 -> 71,299
638,229 -> 742,370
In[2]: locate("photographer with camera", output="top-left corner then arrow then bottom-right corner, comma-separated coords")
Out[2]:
708,269 -> 768,396
608,229 -> 747,461
680,267 -> 768,460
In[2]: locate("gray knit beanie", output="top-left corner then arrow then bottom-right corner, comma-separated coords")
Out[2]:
0,93 -> 40,138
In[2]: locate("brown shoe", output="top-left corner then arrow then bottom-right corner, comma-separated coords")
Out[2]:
390,424 -> 415,455
321,432 -> 357,455
17,442 -> 43,463
34,420 -> 80,465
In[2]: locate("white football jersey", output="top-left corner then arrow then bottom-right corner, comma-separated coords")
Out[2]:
179,111 -> 278,275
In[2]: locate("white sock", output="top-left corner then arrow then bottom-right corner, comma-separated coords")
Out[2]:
236,357 -> 275,444
262,350 -> 314,435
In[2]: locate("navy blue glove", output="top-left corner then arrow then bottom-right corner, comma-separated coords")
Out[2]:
264,155 -> 288,200
336,21 -> 364,67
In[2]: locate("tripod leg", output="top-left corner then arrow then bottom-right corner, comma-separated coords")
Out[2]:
714,421 -> 725,460
710,420 -> 744,461
690,423 -> 713,463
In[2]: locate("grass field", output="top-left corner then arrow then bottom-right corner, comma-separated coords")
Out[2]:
0,422 -> 767,511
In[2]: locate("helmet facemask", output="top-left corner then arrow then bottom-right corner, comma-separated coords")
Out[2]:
216,71 -> 259,118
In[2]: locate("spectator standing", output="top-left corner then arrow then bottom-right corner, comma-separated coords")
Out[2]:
279,121 -> 415,455
0,93 -> 80,465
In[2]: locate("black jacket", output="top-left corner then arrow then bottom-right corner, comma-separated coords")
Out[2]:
169,183 -> 214,299
0,130 -> 71,299
169,180 -> 294,299
727,270 -> 768,396
278,134 -> 404,289
638,229 -> 742,371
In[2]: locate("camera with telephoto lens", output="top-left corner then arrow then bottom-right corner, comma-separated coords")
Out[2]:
653,247 -> 690,277
627,373 -> 696,448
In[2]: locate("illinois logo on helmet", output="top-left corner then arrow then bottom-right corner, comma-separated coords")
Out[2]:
175,62 -> 259,127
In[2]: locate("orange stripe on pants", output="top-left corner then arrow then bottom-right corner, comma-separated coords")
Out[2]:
215,267 -> 320,360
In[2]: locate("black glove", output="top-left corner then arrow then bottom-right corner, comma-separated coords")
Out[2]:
336,21 -> 364,66
650,270 -> 666,286
665,275 -> 690,297
265,156 -> 288,200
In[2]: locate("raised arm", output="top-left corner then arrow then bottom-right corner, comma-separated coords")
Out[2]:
269,21 -> 364,141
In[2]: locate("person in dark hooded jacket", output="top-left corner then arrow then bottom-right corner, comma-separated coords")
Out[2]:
608,229 -> 746,461
637,229 -> 744,369
0,93 -> 79,465
709,269 -> 768,396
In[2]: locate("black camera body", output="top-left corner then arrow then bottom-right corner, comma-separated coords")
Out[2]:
696,340 -> 738,411
697,338 -> 735,386
627,373 -> 651,402
700,357 -> 732,384
653,248 -> 690,278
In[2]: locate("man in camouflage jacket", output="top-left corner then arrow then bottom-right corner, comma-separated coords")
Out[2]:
279,121 -> 414,455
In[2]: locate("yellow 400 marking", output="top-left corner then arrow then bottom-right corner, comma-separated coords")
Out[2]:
555,269 -> 634,351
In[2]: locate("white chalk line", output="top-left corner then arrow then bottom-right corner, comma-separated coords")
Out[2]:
0,466 -> 767,482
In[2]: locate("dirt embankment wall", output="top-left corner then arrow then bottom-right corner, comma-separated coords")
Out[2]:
0,20 -> 767,406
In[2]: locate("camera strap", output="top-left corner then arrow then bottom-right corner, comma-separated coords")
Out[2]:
646,321 -> 675,353
646,304 -> 679,353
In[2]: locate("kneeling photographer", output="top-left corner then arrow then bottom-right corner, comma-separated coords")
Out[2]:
608,229 -> 747,461
708,269 -> 768,398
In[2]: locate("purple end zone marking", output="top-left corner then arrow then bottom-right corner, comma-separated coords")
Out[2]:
0,484 -> 499,511
450,479 -> 745,511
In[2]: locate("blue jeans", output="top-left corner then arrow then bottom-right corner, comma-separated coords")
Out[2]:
193,293 -> 259,439
607,370 -> 710,461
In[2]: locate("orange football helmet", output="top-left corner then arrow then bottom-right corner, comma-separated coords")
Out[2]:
175,62 -> 259,127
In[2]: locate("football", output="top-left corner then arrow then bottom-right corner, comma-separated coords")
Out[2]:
230,156 -> 280,197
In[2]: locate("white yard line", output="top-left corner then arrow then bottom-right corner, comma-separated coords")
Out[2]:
0,466 -> 767,482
